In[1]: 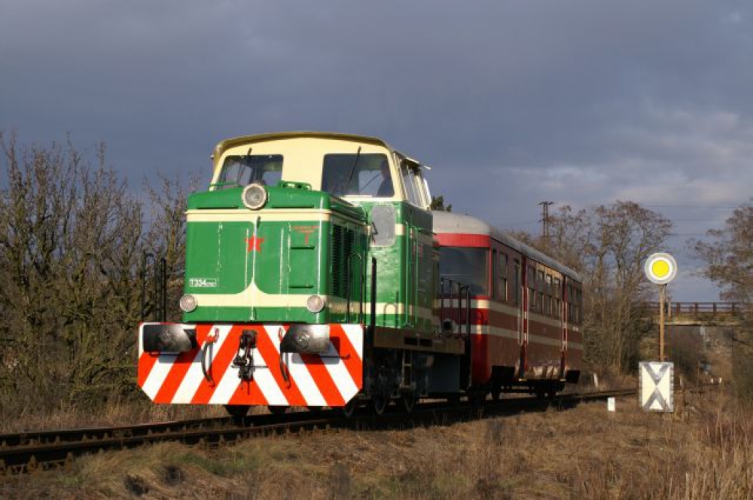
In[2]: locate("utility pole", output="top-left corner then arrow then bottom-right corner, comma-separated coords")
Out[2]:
538,201 -> 553,247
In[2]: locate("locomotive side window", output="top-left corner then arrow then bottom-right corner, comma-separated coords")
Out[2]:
400,161 -> 420,206
439,247 -> 489,296
322,153 -> 391,197
217,154 -> 283,189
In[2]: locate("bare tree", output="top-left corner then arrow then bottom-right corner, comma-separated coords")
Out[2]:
0,133 -> 196,417
511,202 -> 672,372
693,201 -> 753,400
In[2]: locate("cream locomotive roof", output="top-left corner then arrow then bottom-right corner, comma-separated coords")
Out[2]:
432,211 -> 582,283
212,131 -> 396,169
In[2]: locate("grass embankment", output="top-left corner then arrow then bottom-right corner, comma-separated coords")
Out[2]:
2,390 -> 751,499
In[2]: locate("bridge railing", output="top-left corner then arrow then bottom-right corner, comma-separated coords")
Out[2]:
639,301 -> 743,316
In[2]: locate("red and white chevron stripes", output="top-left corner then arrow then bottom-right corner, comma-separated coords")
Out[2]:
138,323 -> 363,407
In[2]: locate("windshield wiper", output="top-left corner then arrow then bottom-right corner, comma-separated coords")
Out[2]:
343,146 -> 362,195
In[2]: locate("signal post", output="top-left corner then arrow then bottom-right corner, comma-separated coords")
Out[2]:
640,253 -> 678,412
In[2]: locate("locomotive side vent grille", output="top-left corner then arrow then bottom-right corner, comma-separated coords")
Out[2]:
330,225 -> 355,298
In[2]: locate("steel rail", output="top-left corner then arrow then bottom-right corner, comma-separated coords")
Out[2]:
0,389 -> 638,475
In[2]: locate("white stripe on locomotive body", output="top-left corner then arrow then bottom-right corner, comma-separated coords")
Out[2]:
173,324 -> 233,403
341,324 -> 364,360
142,353 -> 178,401
321,341 -> 359,400
288,353 -> 328,406
264,326 -> 328,407
249,353 -> 290,406
172,350 -> 207,403
139,323 -> 364,406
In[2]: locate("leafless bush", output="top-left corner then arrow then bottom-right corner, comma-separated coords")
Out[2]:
0,133 -> 191,421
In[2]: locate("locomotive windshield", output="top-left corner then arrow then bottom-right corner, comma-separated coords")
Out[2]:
439,247 -> 489,295
216,154 -> 283,188
321,153 -> 393,197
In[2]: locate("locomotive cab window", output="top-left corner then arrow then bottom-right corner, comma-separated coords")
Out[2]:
399,160 -> 431,210
439,247 -> 488,296
321,153 -> 392,198
216,154 -> 283,189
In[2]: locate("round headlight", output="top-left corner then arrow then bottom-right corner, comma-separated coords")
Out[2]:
179,294 -> 198,313
306,294 -> 326,313
242,183 -> 268,210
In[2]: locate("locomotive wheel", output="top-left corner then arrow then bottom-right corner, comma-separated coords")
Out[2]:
224,404 -> 250,418
268,406 -> 287,415
400,393 -> 416,413
469,390 -> 487,407
373,395 -> 388,415
446,394 -> 461,407
342,399 -> 357,418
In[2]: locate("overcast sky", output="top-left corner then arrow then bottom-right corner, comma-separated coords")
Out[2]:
2,0 -> 752,301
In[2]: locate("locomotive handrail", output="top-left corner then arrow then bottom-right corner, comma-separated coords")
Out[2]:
370,257 -> 377,334
140,252 -> 168,322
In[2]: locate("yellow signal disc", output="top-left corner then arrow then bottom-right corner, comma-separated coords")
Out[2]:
651,260 -> 670,279
644,253 -> 677,285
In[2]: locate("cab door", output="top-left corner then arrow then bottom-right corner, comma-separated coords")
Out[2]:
397,159 -> 433,333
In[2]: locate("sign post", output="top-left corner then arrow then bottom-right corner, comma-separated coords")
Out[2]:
641,253 -> 678,412
644,253 -> 677,361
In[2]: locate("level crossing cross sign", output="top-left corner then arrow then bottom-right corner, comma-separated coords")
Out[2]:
639,362 -> 674,412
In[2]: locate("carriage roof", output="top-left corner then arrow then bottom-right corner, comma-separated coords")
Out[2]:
432,211 -> 582,283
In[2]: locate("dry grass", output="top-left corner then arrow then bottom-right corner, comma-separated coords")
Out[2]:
0,397 -> 232,434
2,390 -> 751,499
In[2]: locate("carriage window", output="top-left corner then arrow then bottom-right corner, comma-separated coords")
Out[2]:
545,274 -> 553,316
513,259 -> 521,305
528,266 -> 536,311
216,155 -> 283,189
498,252 -> 508,302
321,153 -> 391,197
554,278 -> 561,317
439,247 -> 489,295
538,270 -> 545,315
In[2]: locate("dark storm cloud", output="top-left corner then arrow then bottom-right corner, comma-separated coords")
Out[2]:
2,0 -> 751,299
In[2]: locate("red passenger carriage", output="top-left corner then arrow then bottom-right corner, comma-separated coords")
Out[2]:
433,211 -> 582,398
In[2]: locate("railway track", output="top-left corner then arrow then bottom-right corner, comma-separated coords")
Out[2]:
0,389 -> 636,475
